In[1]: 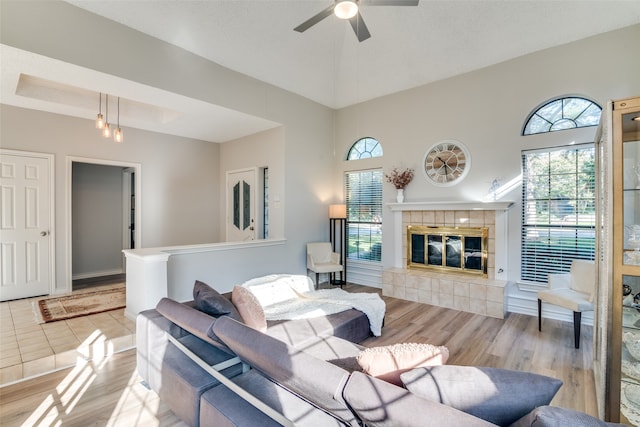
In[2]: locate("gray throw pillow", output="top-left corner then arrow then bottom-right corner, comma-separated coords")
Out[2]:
401,365 -> 562,426
193,280 -> 242,321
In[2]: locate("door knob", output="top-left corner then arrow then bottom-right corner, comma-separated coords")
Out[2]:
40,231 -> 48,237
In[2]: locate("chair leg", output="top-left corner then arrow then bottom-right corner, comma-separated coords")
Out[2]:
573,311 -> 581,349
538,299 -> 542,331
315,273 -> 319,290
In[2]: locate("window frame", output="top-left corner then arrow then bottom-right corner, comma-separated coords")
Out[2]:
347,137 -> 383,160
344,168 -> 383,263
522,96 -> 602,136
520,143 -> 596,284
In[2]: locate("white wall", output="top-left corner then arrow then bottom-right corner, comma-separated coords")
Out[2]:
0,1 -> 335,295
5,1 -> 637,297
72,162 -> 124,278
0,105 -> 222,293
220,127 -> 285,240
334,24 -> 640,284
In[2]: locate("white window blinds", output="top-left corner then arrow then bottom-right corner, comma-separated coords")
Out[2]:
521,144 -> 596,283
345,169 -> 383,262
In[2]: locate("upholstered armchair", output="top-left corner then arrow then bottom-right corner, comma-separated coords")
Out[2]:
537,259 -> 595,349
306,242 -> 343,290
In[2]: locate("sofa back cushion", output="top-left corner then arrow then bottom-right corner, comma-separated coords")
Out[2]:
211,316 -> 358,426
155,298 -> 231,353
342,371 -> 496,427
400,365 -> 562,426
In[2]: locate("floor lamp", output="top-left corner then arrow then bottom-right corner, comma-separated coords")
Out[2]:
329,204 -> 347,287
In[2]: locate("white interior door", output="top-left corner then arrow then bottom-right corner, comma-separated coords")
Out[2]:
226,168 -> 256,242
1,152 -> 52,301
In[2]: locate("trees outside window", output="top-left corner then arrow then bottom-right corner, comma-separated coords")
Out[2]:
345,169 -> 383,262
521,145 -> 596,283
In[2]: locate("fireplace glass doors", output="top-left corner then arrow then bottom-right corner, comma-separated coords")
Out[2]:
408,226 -> 488,276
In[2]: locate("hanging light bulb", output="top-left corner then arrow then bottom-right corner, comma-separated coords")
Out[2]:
102,94 -> 111,138
96,92 -> 104,129
114,97 -> 123,143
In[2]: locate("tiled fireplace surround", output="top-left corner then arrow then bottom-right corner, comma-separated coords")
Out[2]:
382,202 -> 513,319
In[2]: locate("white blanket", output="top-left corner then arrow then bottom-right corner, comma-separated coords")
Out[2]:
242,274 -> 386,336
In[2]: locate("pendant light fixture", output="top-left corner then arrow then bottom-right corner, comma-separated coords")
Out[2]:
114,97 -> 123,143
96,92 -> 104,129
95,92 -> 124,142
102,94 -> 111,138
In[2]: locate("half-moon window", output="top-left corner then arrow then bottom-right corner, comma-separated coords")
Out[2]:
347,137 -> 383,160
523,96 -> 602,136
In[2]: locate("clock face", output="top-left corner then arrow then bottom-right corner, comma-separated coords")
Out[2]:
423,140 -> 470,186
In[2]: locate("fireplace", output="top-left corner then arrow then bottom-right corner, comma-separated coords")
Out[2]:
408,225 -> 488,277
382,201 -> 514,319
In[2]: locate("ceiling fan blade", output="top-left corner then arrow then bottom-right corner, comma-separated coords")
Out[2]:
365,0 -> 419,5
349,12 -> 371,42
294,4 -> 335,33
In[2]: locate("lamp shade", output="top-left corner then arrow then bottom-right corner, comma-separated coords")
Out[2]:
329,204 -> 347,219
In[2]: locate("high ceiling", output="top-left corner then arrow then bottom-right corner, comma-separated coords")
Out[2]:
2,1 -> 640,142
66,0 -> 640,109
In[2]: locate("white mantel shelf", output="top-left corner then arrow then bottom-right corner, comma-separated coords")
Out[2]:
387,201 -> 514,212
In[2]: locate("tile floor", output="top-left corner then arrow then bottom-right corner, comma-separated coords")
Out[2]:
0,283 -> 136,385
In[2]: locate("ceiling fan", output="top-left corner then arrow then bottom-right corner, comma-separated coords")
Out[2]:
294,0 -> 419,42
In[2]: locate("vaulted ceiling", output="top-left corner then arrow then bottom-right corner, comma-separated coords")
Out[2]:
2,1 -> 639,142
66,0 -> 640,108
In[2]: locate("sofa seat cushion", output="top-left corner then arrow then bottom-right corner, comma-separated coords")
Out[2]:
343,371 -> 497,427
199,369 -> 346,427
137,307 -> 198,392
212,316 -> 358,426
267,308 -> 370,347
401,366 -> 562,427
159,335 -> 242,427
509,405 -> 623,427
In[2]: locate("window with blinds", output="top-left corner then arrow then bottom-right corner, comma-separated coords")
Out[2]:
521,145 -> 596,283
345,169 -> 383,262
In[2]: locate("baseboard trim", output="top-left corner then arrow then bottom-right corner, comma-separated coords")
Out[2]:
507,288 -> 593,326
72,269 -> 124,281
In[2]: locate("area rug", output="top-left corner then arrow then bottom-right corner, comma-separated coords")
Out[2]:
36,285 -> 126,323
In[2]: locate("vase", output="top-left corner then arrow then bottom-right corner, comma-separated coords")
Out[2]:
396,189 -> 404,203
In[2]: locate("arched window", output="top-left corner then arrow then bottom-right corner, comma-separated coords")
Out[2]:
344,137 -> 383,263
347,137 -> 383,160
522,96 -> 602,136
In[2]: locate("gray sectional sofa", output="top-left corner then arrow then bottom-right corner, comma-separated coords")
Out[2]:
137,294 -> 619,427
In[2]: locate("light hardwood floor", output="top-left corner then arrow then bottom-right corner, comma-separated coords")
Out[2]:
0,284 -> 597,426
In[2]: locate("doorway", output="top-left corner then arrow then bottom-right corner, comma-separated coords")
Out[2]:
66,157 -> 141,291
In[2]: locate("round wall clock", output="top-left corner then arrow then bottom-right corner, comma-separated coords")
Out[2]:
423,140 -> 471,187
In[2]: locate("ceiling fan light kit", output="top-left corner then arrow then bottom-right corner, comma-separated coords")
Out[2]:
294,0 -> 419,43
334,1 -> 358,19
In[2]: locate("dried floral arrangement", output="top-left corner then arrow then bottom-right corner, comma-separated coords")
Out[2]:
385,167 -> 414,189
